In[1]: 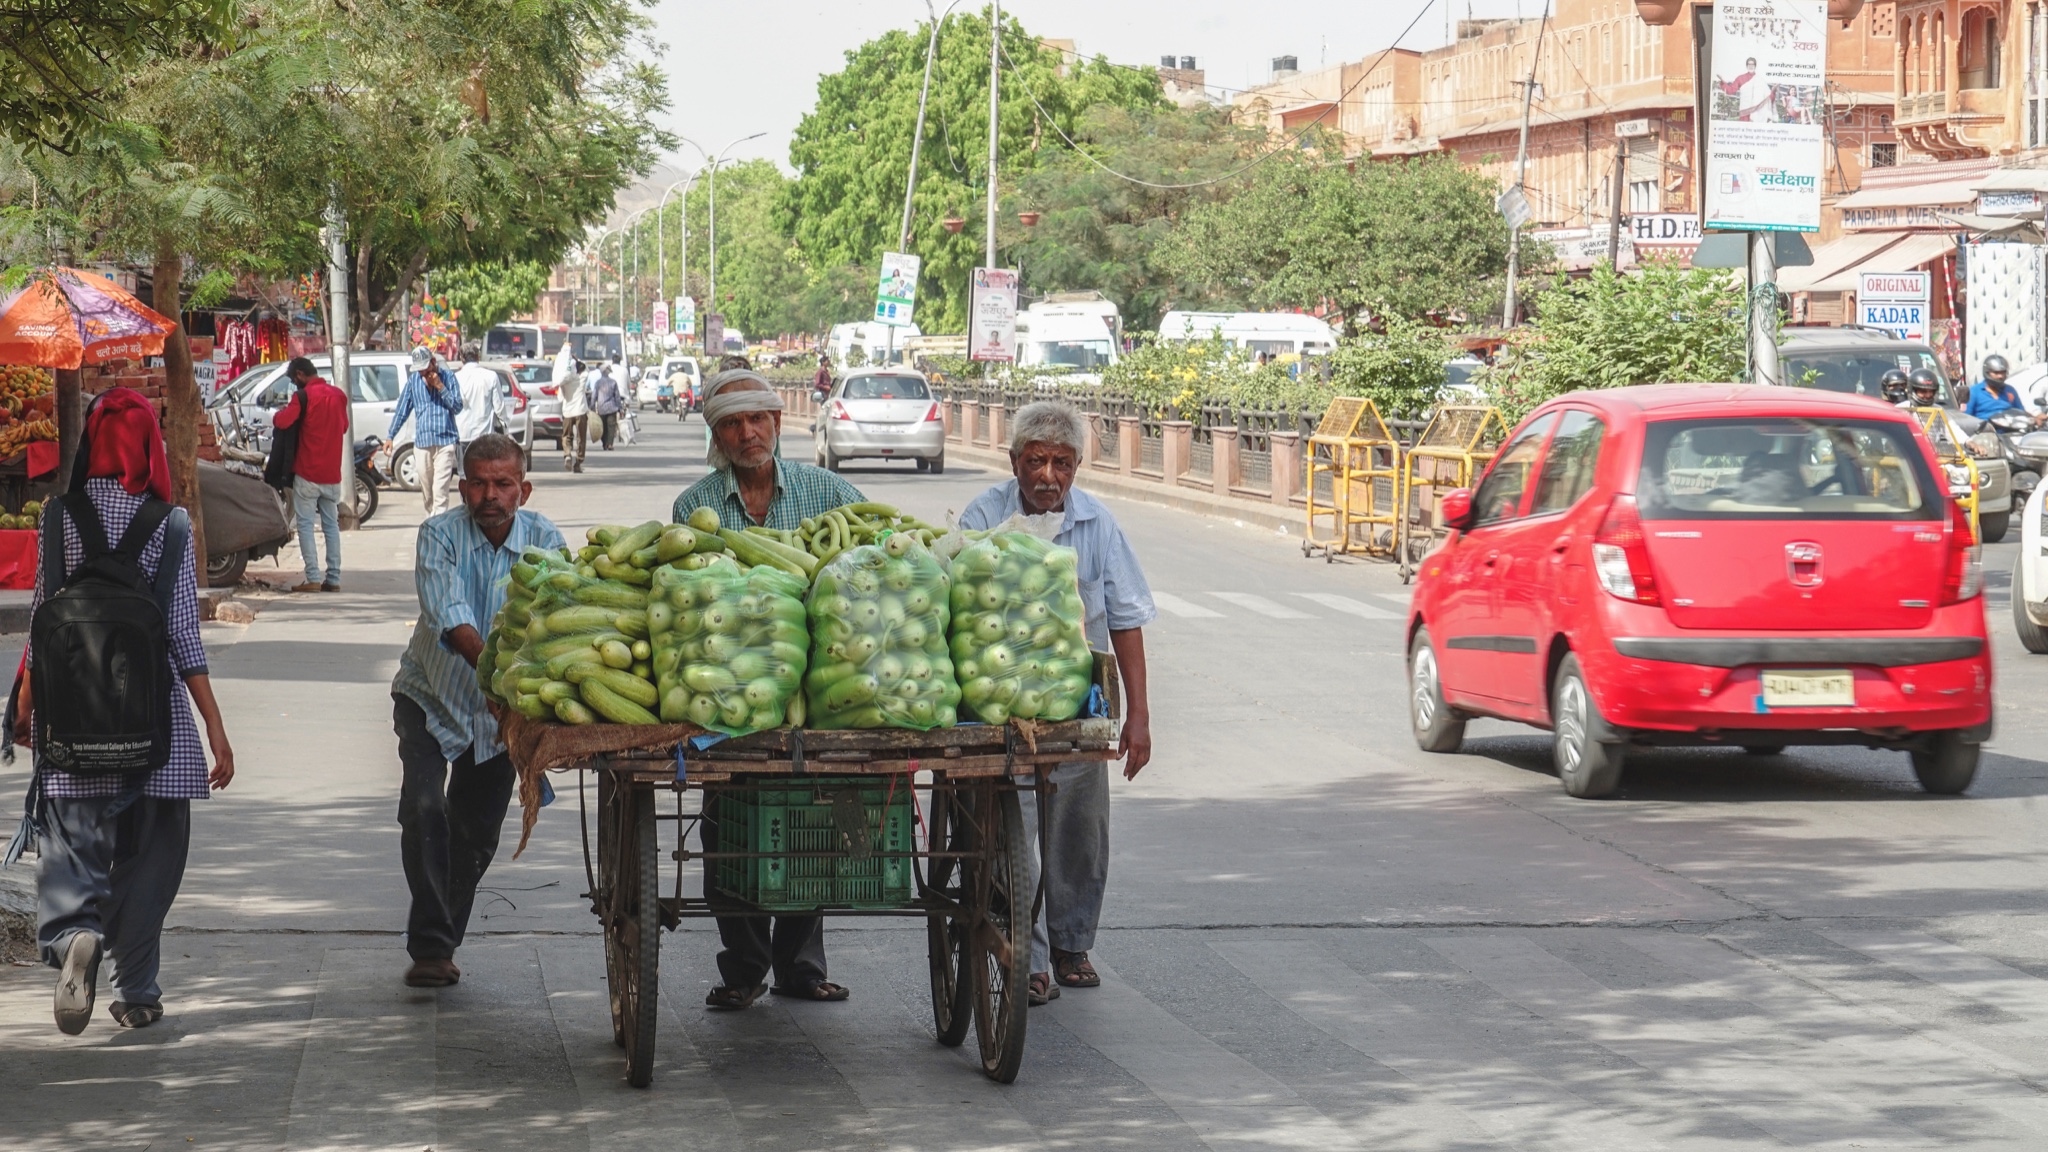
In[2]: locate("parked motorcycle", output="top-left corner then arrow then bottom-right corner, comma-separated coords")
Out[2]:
199,459 -> 293,588
353,435 -> 385,524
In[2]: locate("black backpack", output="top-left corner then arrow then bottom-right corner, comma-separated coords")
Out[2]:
29,492 -> 188,776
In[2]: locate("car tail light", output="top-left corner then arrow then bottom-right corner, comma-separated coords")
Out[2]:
539,384 -> 558,396
1591,493 -> 1661,605
512,390 -> 528,414
1940,497 -> 1983,604
923,402 -> 942,422
831,400 -> 853,421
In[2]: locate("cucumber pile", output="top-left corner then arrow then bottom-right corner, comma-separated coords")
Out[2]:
647,561 -> 810,734
804,533 -> 961,730
947,533 -> 1093,724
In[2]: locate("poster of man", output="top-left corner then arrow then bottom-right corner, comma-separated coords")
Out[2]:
1704,0 -> 1826,232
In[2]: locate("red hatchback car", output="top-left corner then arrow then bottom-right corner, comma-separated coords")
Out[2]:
1406,384 -> 1991,797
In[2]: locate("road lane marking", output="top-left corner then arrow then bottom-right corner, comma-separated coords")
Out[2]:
1206,593 -> 1311,619
1293,593 -> 1400,620
1377,592 -> 1412,605
1151,592 -> 1225,618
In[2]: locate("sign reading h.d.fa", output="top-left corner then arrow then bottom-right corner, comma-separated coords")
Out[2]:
1857,272 -> 1930,342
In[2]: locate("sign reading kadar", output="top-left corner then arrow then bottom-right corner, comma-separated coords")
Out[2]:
1857,272 -> 1930,343
1705,0 -> 1826,233
968,268 -> 1019,363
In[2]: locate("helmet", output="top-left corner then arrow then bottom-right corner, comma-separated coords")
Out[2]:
1984,354 -> 2010,377
1879,368 -> 1909,402
1908,367 -> 1943,402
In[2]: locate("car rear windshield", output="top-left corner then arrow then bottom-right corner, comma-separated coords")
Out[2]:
843,375 -> 930,400
508,364 -> 554,384
1638,417 -> 1940,521
1783,348 -> 1947,397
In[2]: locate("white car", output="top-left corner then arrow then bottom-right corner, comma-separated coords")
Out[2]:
2015,484 -> 2048,652
639,356 -> 700,409
209,351 -> 409,455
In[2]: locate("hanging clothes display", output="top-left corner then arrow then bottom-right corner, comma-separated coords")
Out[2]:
218,319 -> 259,382
257,316 -> 289,362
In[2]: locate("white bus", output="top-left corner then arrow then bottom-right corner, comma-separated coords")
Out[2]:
1159,311 -> 1339,359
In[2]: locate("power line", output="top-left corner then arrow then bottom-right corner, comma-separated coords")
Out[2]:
995,0 -> 1440,193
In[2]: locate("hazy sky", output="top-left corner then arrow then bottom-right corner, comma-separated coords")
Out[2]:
631,0 -> 1534,192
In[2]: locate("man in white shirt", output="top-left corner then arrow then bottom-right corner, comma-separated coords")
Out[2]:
453,345 -> 500,460
558,357 -> 590,473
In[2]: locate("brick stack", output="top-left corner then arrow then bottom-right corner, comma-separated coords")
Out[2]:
84,357 -> 222,461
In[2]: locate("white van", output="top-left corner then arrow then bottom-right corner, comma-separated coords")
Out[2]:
483,323 -> 546,360
1016,308 -> 1120,379
1158,311 -> 1339,359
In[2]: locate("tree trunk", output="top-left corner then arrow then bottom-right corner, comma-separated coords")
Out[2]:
54,368 -> 82,486
353,239 -> 373,348
153,236 -> 209,580
355,244 -> 430,350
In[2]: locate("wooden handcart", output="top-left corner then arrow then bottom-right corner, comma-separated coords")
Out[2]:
505,657 -> 1123,1090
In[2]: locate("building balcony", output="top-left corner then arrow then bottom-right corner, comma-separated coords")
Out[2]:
1894,88 -> 2001,159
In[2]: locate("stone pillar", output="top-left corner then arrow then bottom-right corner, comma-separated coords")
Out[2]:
940,398 -> 956,440
988,402 -> 1006,451
1161,420 -> 1193,482
1269,430 -> 1303,506
1117,415 -> 1142,473
1081,415 -> 1100,467
1212,424 -> 1240,492
961,399 -> 979,446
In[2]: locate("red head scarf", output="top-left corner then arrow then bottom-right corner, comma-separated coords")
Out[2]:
79,387 -> 172,501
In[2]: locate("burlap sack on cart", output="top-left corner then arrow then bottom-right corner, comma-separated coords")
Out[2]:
497,707 -> 705,857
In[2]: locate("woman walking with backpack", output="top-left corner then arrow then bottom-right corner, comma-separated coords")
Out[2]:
11,387 -> 235,1034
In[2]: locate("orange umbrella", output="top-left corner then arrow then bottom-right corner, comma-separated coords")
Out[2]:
0,267 -> 176,369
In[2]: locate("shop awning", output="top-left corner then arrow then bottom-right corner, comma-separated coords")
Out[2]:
1836,157 -> 2002,211
1935,211 -> 2046,240
1797,232 -> 1956,294
1975,168 -> 2048,192
1777,231 -> 1908,293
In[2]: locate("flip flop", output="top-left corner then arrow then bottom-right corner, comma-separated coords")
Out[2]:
1028,972 -> 1061,1007
771,981 -> 850,1002
705,983 -> 767,1010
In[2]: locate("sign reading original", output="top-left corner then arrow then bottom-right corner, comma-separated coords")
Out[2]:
1857,271 -> 1930,342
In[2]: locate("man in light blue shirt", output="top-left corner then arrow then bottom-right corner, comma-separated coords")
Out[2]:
389,346 -> 465,514
958,399 -> 1155,1007
390,434 -> 565,988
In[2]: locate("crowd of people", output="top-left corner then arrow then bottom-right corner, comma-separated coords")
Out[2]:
18,361 -> 1157,1034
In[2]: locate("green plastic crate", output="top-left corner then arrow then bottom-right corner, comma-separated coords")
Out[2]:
712,777 -> 915,911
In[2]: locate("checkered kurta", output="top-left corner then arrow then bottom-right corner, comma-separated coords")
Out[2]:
32,479 -> 210,799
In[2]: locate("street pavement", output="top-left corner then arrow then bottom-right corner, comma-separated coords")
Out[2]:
7,408 -> 2048,1150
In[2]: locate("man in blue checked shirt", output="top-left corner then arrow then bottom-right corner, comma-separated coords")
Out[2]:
389,346 -> 465,515
959,399 -> 1155,1009
389,434 -> 564,988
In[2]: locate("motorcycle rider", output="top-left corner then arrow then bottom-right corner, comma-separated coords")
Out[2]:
1965,354 -> 2041,424
1880,368 -> 1911,406
1908,368 -> 1946,410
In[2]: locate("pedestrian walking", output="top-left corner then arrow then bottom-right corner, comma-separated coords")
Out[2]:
272,357 -> 349,592
672,367 -> 865,1009
389,433 -> 564,988
11,387 -> 235,1034
389,346 -> 464,514
958,400 -> 1154,1007
558,358 -> 590,473
591,360 -> 623,450
453,343 -> 501,456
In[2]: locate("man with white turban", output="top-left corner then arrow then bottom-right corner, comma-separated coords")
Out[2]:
671,366 -> 864,1009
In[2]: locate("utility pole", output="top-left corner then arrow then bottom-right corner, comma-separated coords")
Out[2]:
985,0 -> 1001,271
1749,235 -> 1781,385
1608,143 -> 1626,272
1500,0 -> 1550,327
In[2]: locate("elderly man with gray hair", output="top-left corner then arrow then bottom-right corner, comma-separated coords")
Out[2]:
957,398 -> 1155,1007
673,365 -> 866,1008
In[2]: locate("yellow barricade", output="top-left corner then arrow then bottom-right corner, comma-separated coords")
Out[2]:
1397,405 -> 1510,582
1302,397 -> 1402,561
1913,405 -> 1981,539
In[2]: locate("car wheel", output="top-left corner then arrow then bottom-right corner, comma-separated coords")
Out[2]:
1910,730 -> 1979,794
1552,654 -> 1624,798
1408,628 -> 1466,753
1979,509 -> 2011,544
915,458 -> 930,473
825,447 -> 843,473
928,452 -> 945,476
2015,553 -> 2048,653
206,548 -> 248,588
393,445 -> 420,491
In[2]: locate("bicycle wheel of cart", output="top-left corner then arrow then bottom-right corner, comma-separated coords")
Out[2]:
924,777 -> 972,1047
596,772 -> 623,1046
600,777 -> 661,1087
969,783 -> 1031,1083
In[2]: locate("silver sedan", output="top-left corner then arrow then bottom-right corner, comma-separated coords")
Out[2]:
813,369 -> 946,473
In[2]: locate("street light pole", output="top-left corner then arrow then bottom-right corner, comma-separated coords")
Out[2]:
901,0 -> 964,252
699,132 -> 766,356
985,0 -> 1001,270
1501,0 -> 1550,327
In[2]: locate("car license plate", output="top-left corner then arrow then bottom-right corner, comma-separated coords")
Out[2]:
872,423 -> 914,433
1760,669 -> 1855,707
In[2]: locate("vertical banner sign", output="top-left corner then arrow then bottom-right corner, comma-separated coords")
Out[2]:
705,313 -> 725,356
875,252 -> 921,326
675,296 -> 697,337
1857,272 -> 1930,342
968,268 -> 1020,362
1705,0 -> 1826,232
651,300 -> 670,336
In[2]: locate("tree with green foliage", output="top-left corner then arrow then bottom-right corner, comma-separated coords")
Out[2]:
0,0 -> 234,149
1325,317 -> 1456,417
780,8 -> 1164,333
1007,105 -> 1262,331
438,260 -> 553,339
1162,150 -> 1518,328
1482,260 -> 1748,420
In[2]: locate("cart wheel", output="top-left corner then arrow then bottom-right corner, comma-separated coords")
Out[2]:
968,784 -> 1031,1083
601,778 -> 661,1087
923,780 -> 972,1047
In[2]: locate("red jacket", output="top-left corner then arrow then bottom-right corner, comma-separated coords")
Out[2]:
273,378 -> 350,485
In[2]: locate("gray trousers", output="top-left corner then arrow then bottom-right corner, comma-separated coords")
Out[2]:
37,795 -> 191,1007
699,793 -> 828,990
1019,761 -> 1110,974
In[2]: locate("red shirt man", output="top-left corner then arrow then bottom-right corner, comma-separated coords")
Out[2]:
273,360 -> 350,484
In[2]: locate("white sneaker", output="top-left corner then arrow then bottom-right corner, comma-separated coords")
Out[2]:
54,931 -> 101,1036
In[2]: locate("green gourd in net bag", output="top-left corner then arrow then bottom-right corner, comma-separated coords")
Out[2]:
804,533 -> 961,729
648,558 -> 810,735
946,532 -> 1091,724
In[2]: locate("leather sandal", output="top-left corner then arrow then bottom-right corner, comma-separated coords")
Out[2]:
771,980 -> 849,1002
705,983 -> 767,1010
1052,948 -> 1100,988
